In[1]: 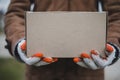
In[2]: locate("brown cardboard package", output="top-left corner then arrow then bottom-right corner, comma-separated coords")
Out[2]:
26,12 -> 106,57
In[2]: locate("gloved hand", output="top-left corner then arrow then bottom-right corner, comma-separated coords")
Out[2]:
73,43 -> 120,70
14,39 -> 58,66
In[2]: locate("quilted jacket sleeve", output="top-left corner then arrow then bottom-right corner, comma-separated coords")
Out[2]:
102,0 -> 120,47
4,0 -> 31,55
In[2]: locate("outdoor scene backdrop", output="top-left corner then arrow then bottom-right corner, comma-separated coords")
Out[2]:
0,0 -> 120,80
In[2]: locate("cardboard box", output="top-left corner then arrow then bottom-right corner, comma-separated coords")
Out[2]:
26,12 -> 106,57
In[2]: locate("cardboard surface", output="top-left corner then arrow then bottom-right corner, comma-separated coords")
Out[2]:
26,12 -> 106,57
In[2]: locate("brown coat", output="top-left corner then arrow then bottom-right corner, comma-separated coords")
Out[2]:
4,0 -> 120,80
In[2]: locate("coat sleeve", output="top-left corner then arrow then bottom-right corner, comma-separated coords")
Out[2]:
102,0 -> 120,47
4,0 -> 31,55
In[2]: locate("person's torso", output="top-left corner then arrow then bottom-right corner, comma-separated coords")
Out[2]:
27,0 -> 104,80
33,0 -> 99,11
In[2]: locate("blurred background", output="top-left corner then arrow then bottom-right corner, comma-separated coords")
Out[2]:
0,0 -> 25,80
0,0 -> 120,80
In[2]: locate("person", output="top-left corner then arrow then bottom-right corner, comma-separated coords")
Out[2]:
4,0 -> 120,80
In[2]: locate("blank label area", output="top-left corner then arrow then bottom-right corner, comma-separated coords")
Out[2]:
26,12 -> 106,57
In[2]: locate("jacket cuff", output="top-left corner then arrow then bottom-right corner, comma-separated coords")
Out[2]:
12,38 -> 25,62
108,42 -> 120,65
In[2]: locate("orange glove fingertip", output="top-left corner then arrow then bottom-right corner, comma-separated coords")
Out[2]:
81,53 -> 91,59
106,44 -> 114,52
73,57 -> 80,63
43,58 -> 53,63
91,50 -> 98,55
32,53 -> 43,58
21,41 -> 26,51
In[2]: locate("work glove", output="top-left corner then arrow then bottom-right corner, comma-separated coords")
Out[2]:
73,43 -> 120,70
14,39 -> 58,66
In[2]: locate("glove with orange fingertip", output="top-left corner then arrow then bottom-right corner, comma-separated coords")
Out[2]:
14,39 -> 58,66
73,43 -> 120,70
